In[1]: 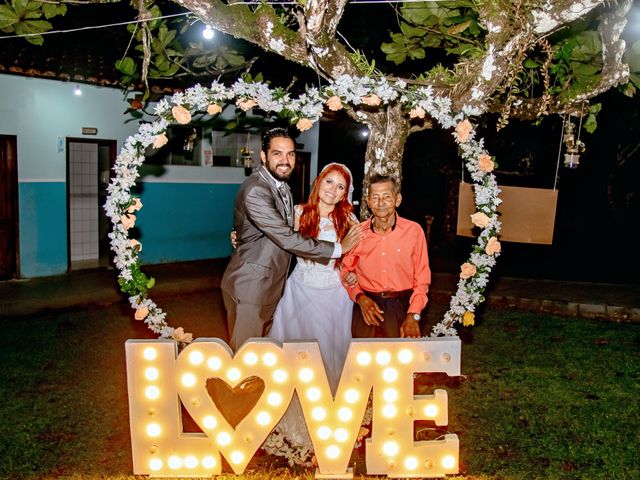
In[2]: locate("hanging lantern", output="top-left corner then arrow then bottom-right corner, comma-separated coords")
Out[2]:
563,115 -> 585,169
241,132 -> 254,176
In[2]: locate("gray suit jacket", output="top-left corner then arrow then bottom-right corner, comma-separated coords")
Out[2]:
221,165 -> 335,305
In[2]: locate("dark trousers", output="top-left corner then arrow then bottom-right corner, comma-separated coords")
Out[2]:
351,291 -> 411,338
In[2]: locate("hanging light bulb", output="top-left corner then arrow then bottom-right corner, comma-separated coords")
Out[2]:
73,85 -> 82,96
202,25 -> 215,40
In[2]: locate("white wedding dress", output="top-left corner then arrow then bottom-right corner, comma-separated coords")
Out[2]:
263,211 -> 353,465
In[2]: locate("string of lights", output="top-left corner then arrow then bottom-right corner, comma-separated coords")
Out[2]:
0,12 -> 191,41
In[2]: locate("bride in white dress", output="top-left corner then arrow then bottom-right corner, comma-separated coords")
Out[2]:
263,163 -> 357,465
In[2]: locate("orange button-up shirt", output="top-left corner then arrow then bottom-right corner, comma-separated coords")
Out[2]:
340,215 -> 431,314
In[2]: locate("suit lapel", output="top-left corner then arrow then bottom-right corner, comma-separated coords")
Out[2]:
258,166 -> 293,227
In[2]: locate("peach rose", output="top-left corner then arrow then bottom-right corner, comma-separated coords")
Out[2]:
455,119 -> 473,142
478,154 -> 494,172
134,306 -> 149,321
470,211 -> 490,228
126,197 -> 142,214
172,105 -> 191,125
207,103 -> 222,116
153,132 -> 168,149
326,95 -> 343,111
296,118 -> 313,132
120,214 -> 136,230
485,236 -> 501,256
172,327 -> 193,344
462,311 -> 475,327
129,239 -> 142,252
409,106 -> 426,119
361,94 -> 381,106
237,98 -> 258,111
460,262 -> 477,280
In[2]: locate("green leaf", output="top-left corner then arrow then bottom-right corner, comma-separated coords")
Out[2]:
387,51 -> 407,65
158,25 -> 176,47
523,58 -> 540,69
15,19 -> 51,35
24,10 -> 41,19
422,34 -> 441,48
400,22 -> 426,38
0,4 -> 19,29
42,2 -> 66,19
381,41 -> 401,55
10,0 -> 29,15
408,47 -> 425,60
148,5 -> 163,30
588,102 -> 602,114
25,1 -> 41,11
583,113 -> 597,134
571,31 -> 602,61
115,57 -> 137,76
25,33 -> 43,45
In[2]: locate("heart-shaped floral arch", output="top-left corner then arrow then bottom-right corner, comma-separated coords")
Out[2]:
104,75 -> 502,344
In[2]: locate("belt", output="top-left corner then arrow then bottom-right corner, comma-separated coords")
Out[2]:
364,289 -> 412,299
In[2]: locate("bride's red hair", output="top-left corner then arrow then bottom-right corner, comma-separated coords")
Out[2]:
298,164 -> 354,241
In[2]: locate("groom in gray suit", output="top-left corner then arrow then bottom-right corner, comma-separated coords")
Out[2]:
221,128 -> 364,350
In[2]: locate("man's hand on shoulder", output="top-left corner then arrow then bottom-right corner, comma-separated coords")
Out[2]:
400,314 -> 421,338
356,294 -> 384,326
341,222 -> 366,253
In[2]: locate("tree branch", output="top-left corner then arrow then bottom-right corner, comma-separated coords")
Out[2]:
172,0 -> 311,66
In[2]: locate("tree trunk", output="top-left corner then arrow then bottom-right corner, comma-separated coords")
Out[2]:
357,103 -> 410,218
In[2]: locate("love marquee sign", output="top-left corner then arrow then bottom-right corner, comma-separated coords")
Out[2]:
125,337 -> 461,478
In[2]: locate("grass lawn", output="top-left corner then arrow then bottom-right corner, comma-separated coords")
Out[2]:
1,298 -> 638,479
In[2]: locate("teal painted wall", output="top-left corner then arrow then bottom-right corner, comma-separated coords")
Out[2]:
0,74 -> 249,278
18,182 -> 67,277
136,183 -> 240,263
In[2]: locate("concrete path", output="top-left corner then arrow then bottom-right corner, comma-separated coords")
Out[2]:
1,259 -> 639,323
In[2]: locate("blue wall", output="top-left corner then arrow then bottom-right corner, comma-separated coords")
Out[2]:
136,183 -> 239,263
18,182 -> 67,277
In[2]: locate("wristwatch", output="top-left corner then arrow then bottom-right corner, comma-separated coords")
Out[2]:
410,313 -> 421,321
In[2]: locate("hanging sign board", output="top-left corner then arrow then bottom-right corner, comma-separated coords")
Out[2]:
457,181 -> 558,244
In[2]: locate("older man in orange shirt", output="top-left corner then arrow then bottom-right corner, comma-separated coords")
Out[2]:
341,173 -> 431,338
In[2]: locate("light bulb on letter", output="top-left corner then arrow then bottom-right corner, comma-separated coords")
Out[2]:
345,388 -> 360,403
356,351 -> 372,366
383,441 -> 399,456
312,407 -> 327,421
298,367 -> 314,382
145,386 -> 160,399
424,404 -> 438,417
168,455 -> 182,469
207,356 -> 222,370
442,455 -> 456,469
203,415 -> 217,429
188,350 -> 204,365
267,392 -> 283,406
146,423 -> 161,437
182,372 -> 196,387
376,350 -> 391,365
243,352 -> 258,365
143,347 -> 157,360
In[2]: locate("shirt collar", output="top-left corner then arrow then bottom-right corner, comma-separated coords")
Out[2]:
259,164 -> 286,188
370,213 -> 398,234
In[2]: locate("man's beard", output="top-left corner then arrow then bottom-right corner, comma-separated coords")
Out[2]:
267,162 -> 293,181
